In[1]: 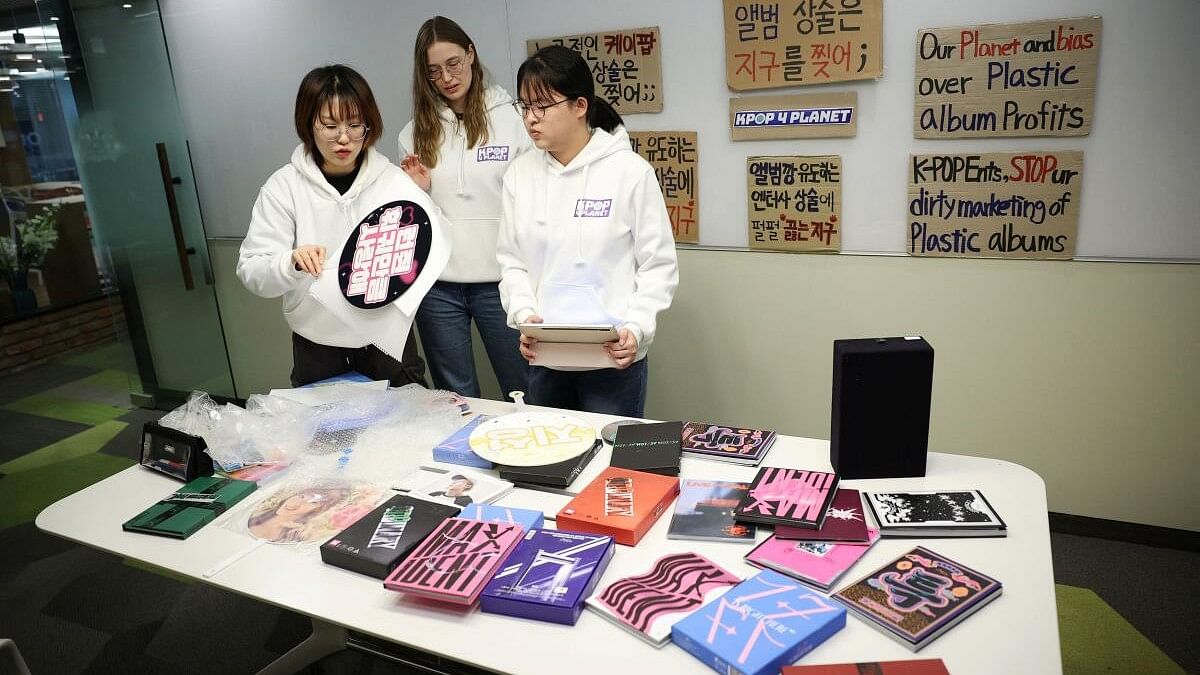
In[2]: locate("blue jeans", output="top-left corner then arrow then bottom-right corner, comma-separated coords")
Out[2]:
527,358 -> 649,417
414,281 -> 529,400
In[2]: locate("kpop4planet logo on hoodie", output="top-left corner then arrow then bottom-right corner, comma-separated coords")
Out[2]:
338,200 -> 433,309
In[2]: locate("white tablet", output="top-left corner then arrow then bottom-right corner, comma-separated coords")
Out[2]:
519,323 -> 618,344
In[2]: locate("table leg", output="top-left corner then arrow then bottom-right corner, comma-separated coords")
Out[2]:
256,618 -> 347,675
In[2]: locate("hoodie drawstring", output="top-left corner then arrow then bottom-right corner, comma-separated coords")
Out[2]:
456,123 -> 467,197
575,164 -> 591,265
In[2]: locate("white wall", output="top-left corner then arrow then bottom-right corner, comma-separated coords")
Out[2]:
169,0 -> 1200,258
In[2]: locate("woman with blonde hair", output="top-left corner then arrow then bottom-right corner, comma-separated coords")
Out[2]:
399,16 -> 531,400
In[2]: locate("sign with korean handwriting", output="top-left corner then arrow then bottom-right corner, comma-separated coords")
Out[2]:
527,27 -> 662,114
339,200 -> 433,308
747,156 -> 841,252
730,92 -> 856,140
630,131 -> 699,243
724,0 -> 883,91
914,17 -> 1101,138
908,151 -> 1083,259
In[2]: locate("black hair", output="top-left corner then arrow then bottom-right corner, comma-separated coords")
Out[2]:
516,45 -> 623,132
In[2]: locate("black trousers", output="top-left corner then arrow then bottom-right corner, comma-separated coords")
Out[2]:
290,332 -> 428,388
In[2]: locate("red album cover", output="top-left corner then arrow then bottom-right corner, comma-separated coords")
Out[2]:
782,658 -> 949,675
556,467 -> 680,546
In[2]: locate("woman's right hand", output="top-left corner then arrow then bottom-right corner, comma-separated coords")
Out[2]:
400,154 -> 431,192
291,245 -> 326,278
519,314 -> 543,362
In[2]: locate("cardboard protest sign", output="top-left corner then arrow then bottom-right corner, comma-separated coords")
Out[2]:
907,151 -> 1083,259
730,92 -> 857,140
747,156 -> 841,252
629,131 -> 699,243
914,16 -> 1101,138
724,0 -> 883,91
528,27 -> 663,114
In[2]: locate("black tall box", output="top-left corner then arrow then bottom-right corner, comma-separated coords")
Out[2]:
830,337 -> 934,479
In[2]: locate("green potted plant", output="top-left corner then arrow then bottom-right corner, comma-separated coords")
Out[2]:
0,203 -> 61,313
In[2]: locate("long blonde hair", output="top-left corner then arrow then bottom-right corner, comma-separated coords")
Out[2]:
412,16 -> 489,168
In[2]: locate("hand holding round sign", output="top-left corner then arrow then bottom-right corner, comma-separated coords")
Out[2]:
468,411 -> 598,466
338,200 -> 433,309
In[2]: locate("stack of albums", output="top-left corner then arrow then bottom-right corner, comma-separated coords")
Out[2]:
320,494 -> 459,579
384,518 -> 525,605
480,529 -> 615,625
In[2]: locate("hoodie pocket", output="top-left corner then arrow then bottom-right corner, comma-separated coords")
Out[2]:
541,281 -> 619,325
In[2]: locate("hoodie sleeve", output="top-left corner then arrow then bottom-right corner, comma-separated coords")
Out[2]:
496,169 -> 539,328
397,121 -> 414,161
621,170 -> 679,358
236,178 -> 308,298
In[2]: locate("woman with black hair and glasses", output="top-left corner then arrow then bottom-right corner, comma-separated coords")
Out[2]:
238,64 -> 429,387
496,46 -> 678,417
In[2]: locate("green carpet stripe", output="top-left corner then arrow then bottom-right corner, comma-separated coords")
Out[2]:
1056,584 -> 1184,674
0,451 -> 133,530
0,421 -> 128,474
4,394 -> 128,426
122,558 -> 196,585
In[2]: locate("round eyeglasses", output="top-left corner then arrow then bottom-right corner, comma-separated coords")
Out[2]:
316,123 -> 369,143
512,98 -> 571,120
426,57 -> 466,81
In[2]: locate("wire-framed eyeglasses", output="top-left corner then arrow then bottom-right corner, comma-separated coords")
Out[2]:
512,98 -> 571,120
316,123 -> 369,143
426,57 -> 466,81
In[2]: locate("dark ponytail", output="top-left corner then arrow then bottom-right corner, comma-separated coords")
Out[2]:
516,45 -> 623,132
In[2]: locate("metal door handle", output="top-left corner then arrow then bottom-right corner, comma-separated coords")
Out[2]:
156,142 -> 194,290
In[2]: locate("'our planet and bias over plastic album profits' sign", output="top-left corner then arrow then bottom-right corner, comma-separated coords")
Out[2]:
914,16 -> 1102,138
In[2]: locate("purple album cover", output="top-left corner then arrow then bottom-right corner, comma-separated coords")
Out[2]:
480,529 -> 615,625
774,489 -> 870,542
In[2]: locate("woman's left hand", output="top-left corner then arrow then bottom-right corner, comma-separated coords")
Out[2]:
605,328 -> 638,369
400,154 -> 431,192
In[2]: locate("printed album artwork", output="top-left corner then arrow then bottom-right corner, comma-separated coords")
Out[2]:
671,569 -> 846,675
245,479 -> 386,545
781,658 -> 949,675
833,546 -> 1002,650
667,478 -> 757,542
735,467 -> 840,529
384,517 -> 525,605
744,528 -> 880,591
393,467 -> 512,508
681,422 -> 777,464
587,552 -> 741,646
338,200 -> 432,309
480,529 -> 615,624
864,490 -> 1006,536
775,488 -> 870,542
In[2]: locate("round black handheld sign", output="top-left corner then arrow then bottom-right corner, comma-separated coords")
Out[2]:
337,200 -> 432,309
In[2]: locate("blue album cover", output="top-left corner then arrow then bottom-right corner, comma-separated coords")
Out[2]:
459,502 -> 544,532
672,569 -> 845,675
480,529 -> 615,625
432,415 -> 494,468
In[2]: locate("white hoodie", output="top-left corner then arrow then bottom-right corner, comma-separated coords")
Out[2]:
398,85 -> 531,283
237,144 -> 447,359
497,126 -> 679,362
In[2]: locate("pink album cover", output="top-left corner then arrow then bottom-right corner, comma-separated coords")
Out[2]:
745,528 -> 880,591
384,517 -> 524,605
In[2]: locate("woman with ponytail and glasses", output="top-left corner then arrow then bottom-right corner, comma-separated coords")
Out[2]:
497,46 -> 678,417
238,65 -> 429,387
398,17 -> 531,401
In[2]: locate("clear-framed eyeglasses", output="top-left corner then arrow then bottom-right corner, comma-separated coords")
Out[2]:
316,123 -> 369,143
426,56 -> 466,81
512,98 -> 571,120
